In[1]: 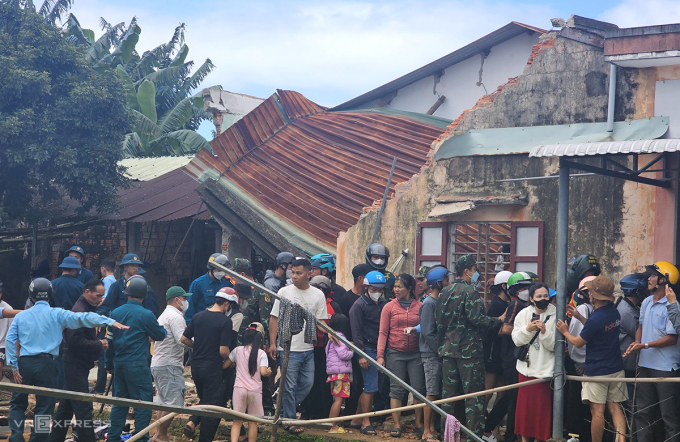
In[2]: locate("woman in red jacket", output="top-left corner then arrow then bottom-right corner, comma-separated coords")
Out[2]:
377,274 -> 425,437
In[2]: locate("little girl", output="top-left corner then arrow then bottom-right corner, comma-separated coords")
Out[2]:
225,322 -> 271,442
325,314 -> 354,433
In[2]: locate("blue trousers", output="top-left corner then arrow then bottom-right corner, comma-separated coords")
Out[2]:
108,361 -> 153,442
277,350 -> 314,420
9,356 -> 57,442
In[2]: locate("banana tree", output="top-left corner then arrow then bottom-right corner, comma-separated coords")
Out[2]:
119,71 -> 211,157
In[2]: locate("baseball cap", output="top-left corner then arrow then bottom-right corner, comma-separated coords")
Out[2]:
247,322 -> 265,335
166,286 -> 192,300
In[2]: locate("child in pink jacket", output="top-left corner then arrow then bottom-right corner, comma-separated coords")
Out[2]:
325,314 -> 353,433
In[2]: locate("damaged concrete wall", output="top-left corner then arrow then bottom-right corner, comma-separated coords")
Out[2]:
339,34 -> 662,288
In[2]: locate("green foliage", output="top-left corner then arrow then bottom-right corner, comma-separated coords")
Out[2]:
65,15 -> 216,156
0,2 -> 130,224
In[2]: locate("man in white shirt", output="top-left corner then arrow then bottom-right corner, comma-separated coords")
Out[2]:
151,287 -> 191,442
268,258 -> 330,434
0,280 -> 13,371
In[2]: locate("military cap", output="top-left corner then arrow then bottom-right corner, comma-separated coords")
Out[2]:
456,254 -> 477,272
416,266 -> 430,279
233,258 -> 253,273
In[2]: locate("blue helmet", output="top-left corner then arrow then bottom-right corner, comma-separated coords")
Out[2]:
426,266 -> 450,288
310,254 -> 336,273
620,273 -> 648,297
363,271 -> 387,288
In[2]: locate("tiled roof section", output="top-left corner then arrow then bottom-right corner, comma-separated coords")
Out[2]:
119,155 -> 195,181
102,169 -> 209,222
186,91 -> 446,247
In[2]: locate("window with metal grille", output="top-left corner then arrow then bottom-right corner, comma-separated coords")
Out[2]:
416,221 -> 543,306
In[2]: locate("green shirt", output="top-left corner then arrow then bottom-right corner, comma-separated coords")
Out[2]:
436,279 -> 501,359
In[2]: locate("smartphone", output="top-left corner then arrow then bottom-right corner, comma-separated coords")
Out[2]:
531,313 -> 540,322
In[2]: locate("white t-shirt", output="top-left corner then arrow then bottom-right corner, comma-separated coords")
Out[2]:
0,300 -> 13,349
271,284 -> 328,352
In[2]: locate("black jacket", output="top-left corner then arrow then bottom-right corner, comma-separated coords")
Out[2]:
348,293 -> 386,351
63,295 -> 104,369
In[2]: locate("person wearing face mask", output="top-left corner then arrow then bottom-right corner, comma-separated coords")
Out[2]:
365,243 -> 396,300
512,283 -> 556,442
496,272 -> 537,442
348,271 -> 388,436
184,254 -> 233,324
150,287 -> 192,442
436,254 -> 503,439
264,252 -> 295,294
623,261 -> 680,442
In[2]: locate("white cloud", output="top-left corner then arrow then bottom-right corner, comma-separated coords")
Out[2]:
601,0 -> 680,27
69,1 -> 559,108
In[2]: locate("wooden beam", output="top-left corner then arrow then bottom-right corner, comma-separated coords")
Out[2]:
376,91 -> 397,107
426,95 -> 446,115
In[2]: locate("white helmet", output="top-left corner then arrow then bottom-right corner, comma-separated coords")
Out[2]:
494,271 -> 513,286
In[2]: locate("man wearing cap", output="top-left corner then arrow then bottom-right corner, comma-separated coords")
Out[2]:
51,279 -> 109,442
623,261 -> 680,442
436,254 -> 502,438
151,286 -> 192,442
185,254 -> 233,324
52,256 -> 85,310
415,266 -> 431,301
97,253 -> 159,317
106,275 -> 167,442
65,246 -> 96,284
181,287 -> 234,442
557,275 -> 627,442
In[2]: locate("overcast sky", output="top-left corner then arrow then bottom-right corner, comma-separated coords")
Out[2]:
69,0 -> 680,137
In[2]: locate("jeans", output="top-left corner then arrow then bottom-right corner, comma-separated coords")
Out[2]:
188,364 -> 226,442
277,350 -> 314,420
51,361 -> 97,442
300,346 -> 333,419
9,356 -> 57,442
108,361 -> 154,442
635,366 -> 680,442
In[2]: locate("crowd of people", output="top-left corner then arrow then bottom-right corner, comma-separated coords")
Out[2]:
4,244 -> 680,442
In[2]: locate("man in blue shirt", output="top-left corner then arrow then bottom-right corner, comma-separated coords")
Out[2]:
557,275 -> 627,442
97,254 -> 159,317
184,254 -> 233,324
6,278 -> 127,442
65,246 -> 95,284
51,257 -> 85,310
106,276 -> 167,442
100,258 -> 117,298
623,261 -> 680,442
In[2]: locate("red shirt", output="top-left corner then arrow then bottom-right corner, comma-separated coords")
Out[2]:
377,298 -> 422,358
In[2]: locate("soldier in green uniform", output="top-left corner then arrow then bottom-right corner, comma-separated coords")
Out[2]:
232,258 -> 276,415
415,265 -> 431,301
436,254 -> 503,440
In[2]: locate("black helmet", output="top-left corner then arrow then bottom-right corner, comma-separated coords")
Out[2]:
366,243 -> 390,271
275,252 -> 295,268
566,254 -> 601,296
123,275 -> 148,299
207,253 -> 231,270
29,278 -> 52,302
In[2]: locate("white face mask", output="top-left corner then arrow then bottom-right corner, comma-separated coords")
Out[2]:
181,299 -> 189,312
286,269 -> 293,279
368,290 -> 382,302
213,271 -> 225,280
239,300 -> 249,310
518,289 -> 530,302
371,258 -> 385,266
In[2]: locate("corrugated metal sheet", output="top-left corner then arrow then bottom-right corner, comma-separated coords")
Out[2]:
119,156 -> 195,181
185,91 -> 448,249
436,117 -> 669,159
529,138 -> 680,158
332,22 -> 547,111
102,169 -> 209,222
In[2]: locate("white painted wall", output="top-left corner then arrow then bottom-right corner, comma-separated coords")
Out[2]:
377,32 -> 539,120
655,79 -> 680,138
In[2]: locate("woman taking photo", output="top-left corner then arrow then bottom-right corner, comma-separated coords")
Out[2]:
377,274 -> 426,437
511,283 -> 556,442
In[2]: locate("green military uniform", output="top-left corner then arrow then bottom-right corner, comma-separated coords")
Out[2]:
435,255 -> 502,439
232,259 -> 275,346
416,265 -> 430,302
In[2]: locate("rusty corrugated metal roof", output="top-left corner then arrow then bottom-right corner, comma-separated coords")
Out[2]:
103,169 -> 209,222
185,90 -> 448,251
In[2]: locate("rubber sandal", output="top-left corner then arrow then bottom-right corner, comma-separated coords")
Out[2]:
183,424 -> 195,439
361,425 -> 377,436
415,426 -> 425,437
284,426 -> 305,435
391,428 -> 402,437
